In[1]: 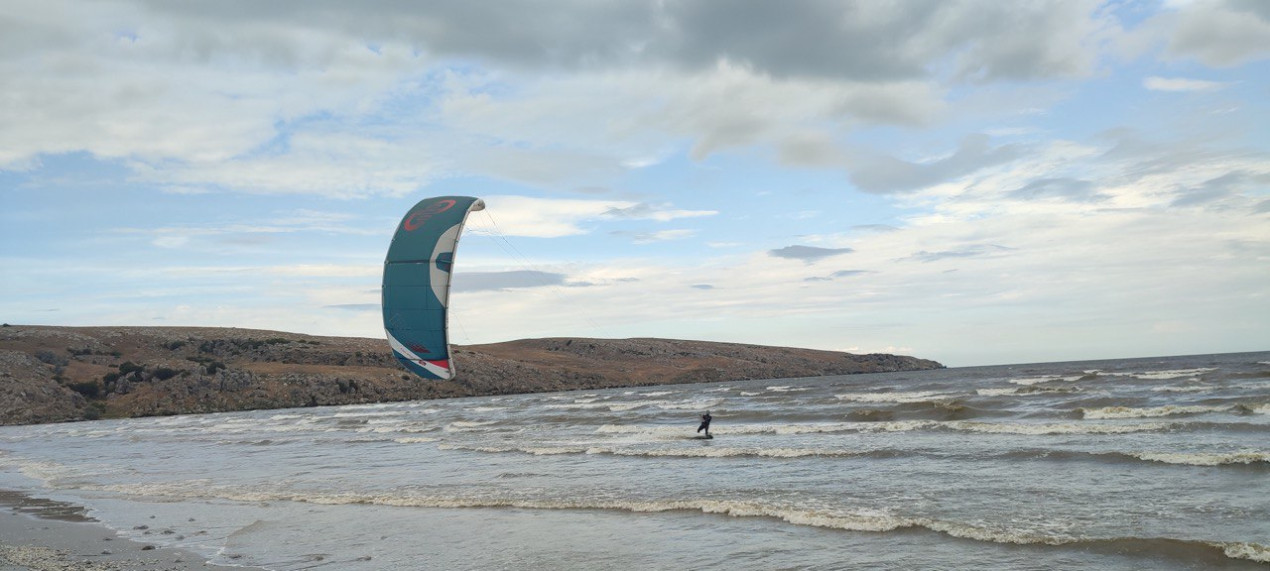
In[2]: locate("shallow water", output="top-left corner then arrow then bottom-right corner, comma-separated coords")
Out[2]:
1,351 -> 1267,569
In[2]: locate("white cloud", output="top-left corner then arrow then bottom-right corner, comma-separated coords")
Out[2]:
1142,76 -> 1229,91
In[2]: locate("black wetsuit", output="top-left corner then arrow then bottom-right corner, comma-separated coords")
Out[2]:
697,413 -> 712,435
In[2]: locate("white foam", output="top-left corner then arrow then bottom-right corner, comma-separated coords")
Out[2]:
595,419 -> 1184,437
331,411 -> 403,418
1131,451 -> 1270,466
835,391 -> 954,403
443,421 -> 499,432
1080,405 -> 1229,419
1007,375 -> 1083,386
441,443 -> 867,459
1222,541 -> 1270,564
946,420 -> 1175,435
976,388 -> 1019,396
542,402 -> 612,410
72,481 -> 1270,563
1149,385 -> 1214,393
1125,368 -> 1217,380
595,421 -> 938,437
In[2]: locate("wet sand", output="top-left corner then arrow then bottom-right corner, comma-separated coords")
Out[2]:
0,491 -> 255,571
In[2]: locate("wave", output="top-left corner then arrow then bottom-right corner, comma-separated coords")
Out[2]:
438,443 -> 891,459
835,391 -> 955,403
977,385 -> 1083,397
594,418 -> 1265,437
1079,405 -> 1231,419
1150,385 -> 1215,393
1117,368 -> 1218,380
392,437 -> 439,444
1237,403 -> 1270,415
437,440 -> 1270,468
1007,375 -> 1085,386
1128,451 -> 1270,466
555,398 -> 723,412
596,421 -> 939,437
86,482 -> 1270,565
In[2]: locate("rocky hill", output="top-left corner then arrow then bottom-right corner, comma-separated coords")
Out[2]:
0,325 -> 943,425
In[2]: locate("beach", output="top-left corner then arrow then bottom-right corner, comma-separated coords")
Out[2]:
0,491 -> 251,571
1,351 -> 1266,570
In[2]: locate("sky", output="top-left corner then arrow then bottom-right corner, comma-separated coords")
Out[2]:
2,0 -> 1268,367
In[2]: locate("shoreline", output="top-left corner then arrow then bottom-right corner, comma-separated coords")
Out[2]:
0,490 -> 257,571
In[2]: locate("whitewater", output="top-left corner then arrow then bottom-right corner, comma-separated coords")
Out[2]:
1,351 -> 1266,569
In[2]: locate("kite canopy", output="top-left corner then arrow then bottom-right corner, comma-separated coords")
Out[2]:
382,196 -> 485,380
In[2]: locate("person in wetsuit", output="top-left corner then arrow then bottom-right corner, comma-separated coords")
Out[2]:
697,410 -> 712,437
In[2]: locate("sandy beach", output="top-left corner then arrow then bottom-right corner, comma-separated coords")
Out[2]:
0,491 -> 252,571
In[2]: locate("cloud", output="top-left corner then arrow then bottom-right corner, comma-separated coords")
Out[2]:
113,209 -> 382,251
603,203 -> 717,221
804,269 -> 869,282
117,1 -> 1112,82
611,229 -> 699,244
0,0 -> 1121,190
471,195 -> 636,238
1171,171 -> 1270,207
1142,76 -> 1230,91
1156,0 -> 1270,66
904,245 -> 1013,263
326,303 -> 378,311
769,245 -> 854,262
1009,178 -> 1106,202
848,134 -> 1026,193
453,270 -> 568,292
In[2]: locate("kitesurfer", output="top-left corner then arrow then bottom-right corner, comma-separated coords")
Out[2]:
697,411 -> 712,437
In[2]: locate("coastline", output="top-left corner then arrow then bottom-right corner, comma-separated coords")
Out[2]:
0,490 -> 256,571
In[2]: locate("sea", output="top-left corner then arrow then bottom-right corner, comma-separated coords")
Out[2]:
1,351 -> 1267,570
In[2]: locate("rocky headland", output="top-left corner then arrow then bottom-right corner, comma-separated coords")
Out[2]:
0,325 -> 943,425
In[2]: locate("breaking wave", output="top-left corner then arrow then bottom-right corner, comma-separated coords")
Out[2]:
438,443 -> 1270,467
85,482 -> 1270,565
1079,405 -> 1232,419
1007,375 -> 1085,386
1128,451 -> 1270,466
439,443 -> 884,459
835,391 -> 956,403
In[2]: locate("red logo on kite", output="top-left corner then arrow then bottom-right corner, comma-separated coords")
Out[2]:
403,199 -> 457,231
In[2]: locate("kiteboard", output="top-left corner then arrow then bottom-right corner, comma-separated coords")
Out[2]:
691,434 -> 714,440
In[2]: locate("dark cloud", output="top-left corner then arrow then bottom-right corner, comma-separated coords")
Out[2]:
453,270 -> 567,292
1163,0 -> 1270,67
1010,178 -> 1105,202
769,245 -> 854,261
849,135 -> 1025,193
691,284 -> 715,290
133,1 -> 1107,82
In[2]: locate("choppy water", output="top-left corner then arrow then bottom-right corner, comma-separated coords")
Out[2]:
1,352 -> 1267,570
